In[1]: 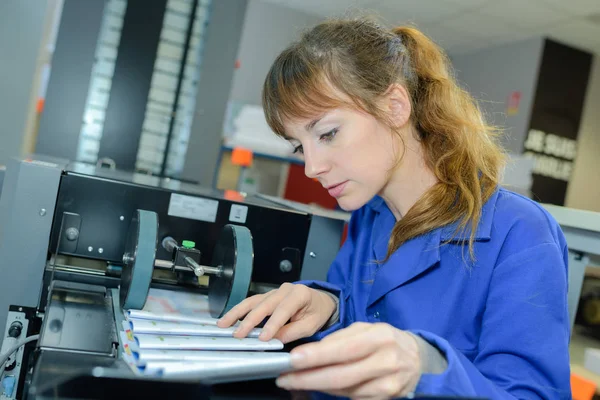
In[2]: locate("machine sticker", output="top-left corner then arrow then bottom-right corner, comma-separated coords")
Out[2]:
168,194 -> 219,223
229,205 -> 248,224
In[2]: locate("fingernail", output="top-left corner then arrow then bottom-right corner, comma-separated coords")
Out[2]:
276,376 -> 290,388
290,351 -> 305,364
258,329 -> 269,340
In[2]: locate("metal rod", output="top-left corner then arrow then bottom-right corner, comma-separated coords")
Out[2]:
161,236 -> 178,254
154,258 -> 222,277
154,259 -> 174,269
184,256 -> 222,277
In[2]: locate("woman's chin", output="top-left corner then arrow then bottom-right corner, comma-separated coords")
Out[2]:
336,195 -> 366,212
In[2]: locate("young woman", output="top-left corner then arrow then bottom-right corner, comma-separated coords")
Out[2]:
218,18 -> 571,399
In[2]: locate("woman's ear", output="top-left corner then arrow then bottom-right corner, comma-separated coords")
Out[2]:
384,83 -> 412,128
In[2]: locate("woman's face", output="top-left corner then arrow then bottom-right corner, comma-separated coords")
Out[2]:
283,107 -> 402,211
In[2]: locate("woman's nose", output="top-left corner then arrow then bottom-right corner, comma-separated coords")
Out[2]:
303,148 -> 330,179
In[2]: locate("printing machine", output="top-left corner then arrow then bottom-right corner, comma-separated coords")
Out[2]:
0,156 -> 348,399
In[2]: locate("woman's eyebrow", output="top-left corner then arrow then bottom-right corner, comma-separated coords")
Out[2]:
304,116 -> 323,131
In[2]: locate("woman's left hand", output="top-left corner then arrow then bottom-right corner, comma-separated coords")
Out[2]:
276,322 -> 422,399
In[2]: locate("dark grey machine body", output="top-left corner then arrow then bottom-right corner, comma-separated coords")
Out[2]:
0,158 -> 66,338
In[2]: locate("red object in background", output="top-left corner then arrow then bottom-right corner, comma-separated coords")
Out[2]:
283,163 -> 349,248
340,223 -> 348,246
283,164 -> 338,210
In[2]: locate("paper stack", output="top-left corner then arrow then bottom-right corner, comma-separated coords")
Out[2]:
119,288 -> 292,383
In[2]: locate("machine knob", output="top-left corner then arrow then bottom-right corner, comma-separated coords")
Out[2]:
65,227 -> 79,241
7,322 -> 22,339
279,259 -> 293,273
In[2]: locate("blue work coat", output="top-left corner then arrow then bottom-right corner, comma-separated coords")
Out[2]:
298,188 -> 571,399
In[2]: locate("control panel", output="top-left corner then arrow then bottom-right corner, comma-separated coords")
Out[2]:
1,311 -> 29,400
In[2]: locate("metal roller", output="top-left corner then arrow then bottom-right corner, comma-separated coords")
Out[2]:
208,224 -> 254,319
119,210 -> 254,318
120,210 -> 158,310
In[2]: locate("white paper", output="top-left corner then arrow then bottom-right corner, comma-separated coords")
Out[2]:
127,310 -> 220,325
128,319 -> 261,338
134,288 -> 211,316
143,357 -> 292,383
118,287 -> 290,383
119,331 -> 142,373
132,349 -> 290,364
133,334 -> 283,351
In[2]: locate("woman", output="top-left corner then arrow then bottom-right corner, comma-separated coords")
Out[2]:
218,18 -> 571,399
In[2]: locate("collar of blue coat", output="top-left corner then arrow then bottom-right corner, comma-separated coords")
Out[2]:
364,187 -> 500,307
364,186 -> 500,242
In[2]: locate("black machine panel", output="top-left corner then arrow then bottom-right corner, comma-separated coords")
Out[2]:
49,170 -> 312,285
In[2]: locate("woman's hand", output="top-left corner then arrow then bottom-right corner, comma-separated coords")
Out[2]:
216,282 -> 337,344
276,322 -> 422,399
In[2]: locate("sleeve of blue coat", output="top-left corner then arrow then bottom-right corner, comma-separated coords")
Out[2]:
292,209 -> 364,339
411,242 -> 571,399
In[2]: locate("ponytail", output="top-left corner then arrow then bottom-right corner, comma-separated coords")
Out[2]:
389,26 -> 506,261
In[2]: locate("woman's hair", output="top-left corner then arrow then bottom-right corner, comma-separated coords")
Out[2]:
262,17 -> 506,261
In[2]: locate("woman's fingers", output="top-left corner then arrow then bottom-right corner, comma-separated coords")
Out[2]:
217,292 -> 270,328
259,286 -> 312,341
327,374 -> 409,400
232,284 -> 296,338
272,319 -> 323,344
277,349 -> 399,393
218,283 -> 326,342
290,323 -> 389,369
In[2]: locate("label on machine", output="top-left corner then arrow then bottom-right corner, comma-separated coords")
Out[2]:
168,194 -> 219,223
229,205 -> 248,224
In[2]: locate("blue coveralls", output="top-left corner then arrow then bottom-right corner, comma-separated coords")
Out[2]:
298,188 -> 571,399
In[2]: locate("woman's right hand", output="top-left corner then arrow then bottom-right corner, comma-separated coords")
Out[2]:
216,282 -> 337,344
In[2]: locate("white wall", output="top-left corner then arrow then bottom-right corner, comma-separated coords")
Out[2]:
565,57 -> 600,212
450,37 -> 545,155
228,0 -> 321,106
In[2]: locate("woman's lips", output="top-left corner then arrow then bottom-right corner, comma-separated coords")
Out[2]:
327,181 -> 348,198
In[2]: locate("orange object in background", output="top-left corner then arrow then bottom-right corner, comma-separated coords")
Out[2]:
36,98 -> 45,113
231,147 -> 253,167
224,189 -> 245,202
571,373 -> 597,400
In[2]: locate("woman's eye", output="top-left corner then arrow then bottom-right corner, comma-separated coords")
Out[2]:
293,145 -> 304,154
319,128 -> 339,143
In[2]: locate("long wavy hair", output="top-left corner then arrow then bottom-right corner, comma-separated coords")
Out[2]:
262,18 -> 506,261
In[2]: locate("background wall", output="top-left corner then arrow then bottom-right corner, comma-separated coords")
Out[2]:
35,0 -> 105,162
450,37 -> 545,154
228,0 -> 321,106
180,0 -> 249,186
0,0 -> 52,164
206,0 -> 323,195
565,57 -> 600,212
